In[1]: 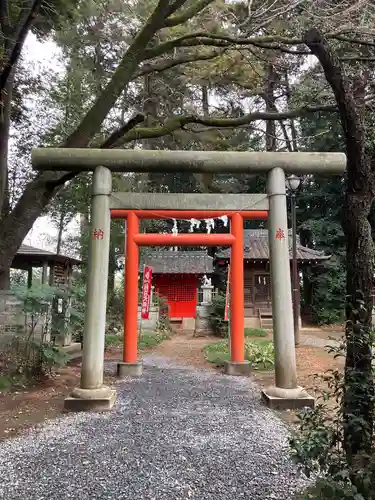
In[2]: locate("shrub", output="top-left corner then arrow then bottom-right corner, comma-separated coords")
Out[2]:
0,285 -> 75,385
245,340 -> 274,369
204,339 -> 274,370
209,292 -> 228,337
106,287 -> 124,332
0,335 -> 68,382
154,294 -> 172,333
290,296 -> 375,499
209,297 -> 268,339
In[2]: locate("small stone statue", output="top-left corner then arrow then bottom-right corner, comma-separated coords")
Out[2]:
202,275 -> 212,287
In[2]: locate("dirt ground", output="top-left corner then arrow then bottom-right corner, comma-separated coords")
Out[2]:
0,330 -> 343,441
0,348 -> 121,441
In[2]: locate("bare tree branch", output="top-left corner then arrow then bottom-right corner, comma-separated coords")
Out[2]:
112,103 -> 337,147
101,114 -> 145,148
48,114 -> 146,188
135,49 -> 224,79
144,30 -> 375,62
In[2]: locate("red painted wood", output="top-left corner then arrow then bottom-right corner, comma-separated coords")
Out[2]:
154,275 -> 198,318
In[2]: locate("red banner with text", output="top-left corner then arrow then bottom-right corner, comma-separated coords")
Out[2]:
141,266 -> 153,319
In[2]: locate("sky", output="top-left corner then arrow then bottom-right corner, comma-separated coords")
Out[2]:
21,34 -> 80,254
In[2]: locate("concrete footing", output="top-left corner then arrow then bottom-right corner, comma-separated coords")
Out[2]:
224,360 -> 251,376
261,385 -> 315,410
64,386 -> 116,412
117,361 -> 143,377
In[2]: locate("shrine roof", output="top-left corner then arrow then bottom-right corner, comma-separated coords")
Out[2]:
215,229 -> 330,264
140,251 -> 213,274
12,244 -> 81,270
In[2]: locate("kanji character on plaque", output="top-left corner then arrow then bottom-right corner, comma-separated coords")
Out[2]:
275,228 -> 285,240
92,228 -> 104,240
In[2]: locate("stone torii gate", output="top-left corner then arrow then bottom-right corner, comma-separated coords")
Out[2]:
32,149 -> 346,412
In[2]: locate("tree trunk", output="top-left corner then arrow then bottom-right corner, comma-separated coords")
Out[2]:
56,212 -> 64,254
264,63 -> 278,152
79,211 -> 90,263
300,229 -> 314,323
342,189 -> 374,461
0,0 -> 172,288
304,27 -> 375,474
0,69 -> 14,218
0,67 -> 15,289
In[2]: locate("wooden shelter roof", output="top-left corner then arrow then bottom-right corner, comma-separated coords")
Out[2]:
11,244 -> 81,270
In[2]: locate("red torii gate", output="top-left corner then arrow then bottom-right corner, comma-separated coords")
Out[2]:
111,209 -> 267,373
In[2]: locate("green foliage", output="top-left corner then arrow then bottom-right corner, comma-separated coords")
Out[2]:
0,335 -> 68,382
138,330 -> 170,350
69,284 -> 86,342
154,294 -> 172,334
245,340 -> 274,369
35,342 -> 69,376
0,375 -> 13,391
203,339 -> 230,365
296,104 -> 346,324
245,327 -> 268,338
0,284 -> 84,383
209,292 -> 228,337
104,330 -> 169,350
290,313 -> 375,499
105,334 -> 122,348
204,339 -> 274,370
12,283 -> 84,343
209,295 -> 268,338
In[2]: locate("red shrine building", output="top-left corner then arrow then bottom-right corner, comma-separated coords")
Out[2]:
139,251 -> 214,329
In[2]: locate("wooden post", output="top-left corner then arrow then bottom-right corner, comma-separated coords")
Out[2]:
27,267 -> 32,288
123,212 -> 139,364
229,213 -> 246,367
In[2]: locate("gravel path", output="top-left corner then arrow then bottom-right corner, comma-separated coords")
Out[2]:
0,355 -> 310,500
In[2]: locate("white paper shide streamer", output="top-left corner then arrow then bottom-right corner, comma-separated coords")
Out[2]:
169,215 -> 229,250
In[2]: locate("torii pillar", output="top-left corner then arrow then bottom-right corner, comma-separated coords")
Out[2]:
65,166 -> 116,411
262,167 -> 314,408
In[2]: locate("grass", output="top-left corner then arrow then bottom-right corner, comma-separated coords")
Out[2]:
204,338 -> 274,370
0,375 -> 13,391
105,334 -> 123,347
138,330 -> 170,350
104,330 -> 170,351
244,327 -> 268,338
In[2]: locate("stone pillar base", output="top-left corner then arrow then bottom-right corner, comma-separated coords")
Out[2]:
64,386 -> 116,412
224,360 -> 251,376
262,385 -> 315,410
117,361 -> 143,377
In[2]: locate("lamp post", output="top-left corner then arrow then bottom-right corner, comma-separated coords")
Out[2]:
286,174 -> 301,346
